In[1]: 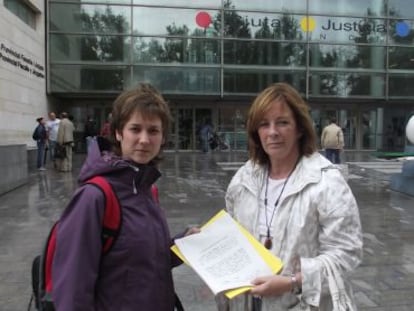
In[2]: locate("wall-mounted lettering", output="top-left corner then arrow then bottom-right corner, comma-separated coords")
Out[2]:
0,41 -> 45,79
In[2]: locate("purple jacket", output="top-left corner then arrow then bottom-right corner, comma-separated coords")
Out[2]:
52,139 -> 180,310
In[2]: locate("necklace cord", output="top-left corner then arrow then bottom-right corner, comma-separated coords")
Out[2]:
264,157 -> 300,240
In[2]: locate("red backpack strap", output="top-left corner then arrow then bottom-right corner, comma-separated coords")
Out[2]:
86,176 -> 121,254
43,223 -> 58,296
151,184 -> 159,204
40,176 -> 121,304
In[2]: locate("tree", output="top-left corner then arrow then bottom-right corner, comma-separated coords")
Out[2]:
346,4 -> 414,97
80,6 -> 128,90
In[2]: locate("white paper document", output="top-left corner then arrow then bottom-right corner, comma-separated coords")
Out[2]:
174,212 -> 274,295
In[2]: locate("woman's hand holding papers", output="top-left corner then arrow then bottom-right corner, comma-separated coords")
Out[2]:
184,226 -> 201,236
250,272 -> 302,297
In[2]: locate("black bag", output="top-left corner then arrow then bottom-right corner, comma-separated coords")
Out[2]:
32,126 -> 41,141
30,256 -> 41,309
209,134 -> 218,150
54,144 -> 66,159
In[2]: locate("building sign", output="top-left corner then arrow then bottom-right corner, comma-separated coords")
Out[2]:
195,11 -> 411,42
301,17 -> 410,41
243,15 -> 411,41
0,41 -> 44,79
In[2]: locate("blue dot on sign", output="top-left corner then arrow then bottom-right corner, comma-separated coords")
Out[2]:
396,22 -> 410,37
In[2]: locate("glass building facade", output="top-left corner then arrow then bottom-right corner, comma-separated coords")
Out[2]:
48,0 -> 414,151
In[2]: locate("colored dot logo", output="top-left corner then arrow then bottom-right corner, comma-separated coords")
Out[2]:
396,21 -> 410,37
196,11 -> 212,28
300,17 -> 316,32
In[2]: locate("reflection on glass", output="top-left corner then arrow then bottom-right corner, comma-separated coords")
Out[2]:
50,65 -> 129,92
133,7 -> 219,36
50,34 -> 130,62
389,75 -> 414,96
133,66 -> 220,94
222,11 -> 305,40
195,108 -> 213,151
133,0 -> 221,8
224,40 -> 306,66
361,110 -> 377,150
388,46 -> 414,70
309,72 -> 385,97
55,0 -> 132,3
178,108 -> 193,150
46,0 -> 414,99
50,3 -> 131,34
308,16 -> 387,44
165,108 -> 177,149
388,19 -> 414,45
224,70 -> 306,94
133,37 -> 220,64
309,0 -> 386,17
309,44 -> 385,69
388,0 -> 414,19
4,0 -> 36,28
230,0 -> 306,13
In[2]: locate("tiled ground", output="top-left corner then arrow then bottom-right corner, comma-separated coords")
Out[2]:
1,150 -> 413,310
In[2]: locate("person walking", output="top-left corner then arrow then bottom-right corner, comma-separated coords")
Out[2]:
33,117 -> 48,171
200,119 -> 213,153
46,112 -> 60,168
100,112 -> 112,138
321,117 -> 344,164
84,115 -> 98,154
50,83 -> 198,310
219,83 -> 362,311
56,112 -> 75,172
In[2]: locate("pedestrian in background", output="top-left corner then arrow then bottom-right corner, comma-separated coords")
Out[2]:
84,115 -> 98,154
50,83 -> 198,310
200,118 -> 213,153
100,112 -> 112,139
33,117 -> 48,171
220,83 -> 362,311
46,112 -> 60,168
321,117 -> 344,164
56,112 -> 75,172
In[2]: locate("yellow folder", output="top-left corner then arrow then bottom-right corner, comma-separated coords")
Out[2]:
171,209 -> 283,299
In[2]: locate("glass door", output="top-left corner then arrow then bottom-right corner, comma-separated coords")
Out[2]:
177,108 -> 193,150
195,108 -> 212,151
310,108 -> 357,150
361,110 -> 377,150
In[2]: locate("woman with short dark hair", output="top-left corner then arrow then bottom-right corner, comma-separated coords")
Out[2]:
52,83 -> 196,310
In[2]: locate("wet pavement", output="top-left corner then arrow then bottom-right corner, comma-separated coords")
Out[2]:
1,151 -> 414,310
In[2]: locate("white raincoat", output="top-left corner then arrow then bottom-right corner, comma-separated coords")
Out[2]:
221,152 -> 363,311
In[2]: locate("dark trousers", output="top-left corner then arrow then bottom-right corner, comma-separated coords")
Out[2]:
36,141 -> 46,168
325,148 -> 341,164
252,297 -> 262,311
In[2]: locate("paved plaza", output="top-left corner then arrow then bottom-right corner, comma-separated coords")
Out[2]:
1,151 -> 414,310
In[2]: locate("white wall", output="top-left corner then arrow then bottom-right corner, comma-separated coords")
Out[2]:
0,0 -> 47,147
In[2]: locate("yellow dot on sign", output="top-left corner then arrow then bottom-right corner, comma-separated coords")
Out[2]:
300,17 -> 316,32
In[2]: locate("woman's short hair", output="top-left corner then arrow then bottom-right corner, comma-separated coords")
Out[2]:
246,82 -> 317,166
110,83 -> 171,163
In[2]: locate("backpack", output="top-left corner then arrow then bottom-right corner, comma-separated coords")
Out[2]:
32,125 -> 41,141
28,178 -> 184,311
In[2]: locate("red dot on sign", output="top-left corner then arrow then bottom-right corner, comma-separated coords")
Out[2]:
196,11 -> 212,28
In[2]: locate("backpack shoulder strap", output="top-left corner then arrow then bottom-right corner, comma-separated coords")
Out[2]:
151,184 -> 159,204
36,176 -> 122,307
42,222 -> 59,295
85,176 -> 122,254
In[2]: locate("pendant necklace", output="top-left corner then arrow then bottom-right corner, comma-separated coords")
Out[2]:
263,158 -> 300,250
